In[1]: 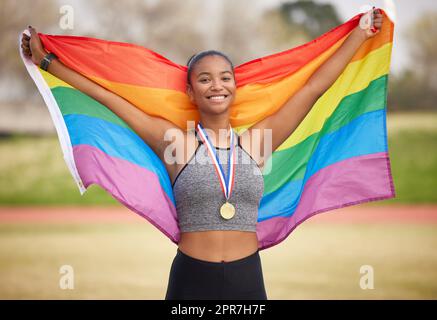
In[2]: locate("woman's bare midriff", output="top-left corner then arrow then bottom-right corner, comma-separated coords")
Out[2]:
178,230 -> 259,263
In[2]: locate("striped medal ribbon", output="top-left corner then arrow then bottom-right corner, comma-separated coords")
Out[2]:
196,122 -> 237,220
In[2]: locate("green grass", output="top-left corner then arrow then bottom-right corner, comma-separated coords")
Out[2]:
0,135 -> 117,205
0,221 -> 435,299
0,111 -> 436,205
385,130 -> 437,203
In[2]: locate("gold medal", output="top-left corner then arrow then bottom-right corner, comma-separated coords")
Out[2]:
220,202 -> 235,220
196,123 -> 237,221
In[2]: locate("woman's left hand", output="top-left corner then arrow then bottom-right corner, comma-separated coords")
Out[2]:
360,8 -> 384,40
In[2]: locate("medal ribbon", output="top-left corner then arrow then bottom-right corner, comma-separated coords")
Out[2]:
196,122 -> 236,201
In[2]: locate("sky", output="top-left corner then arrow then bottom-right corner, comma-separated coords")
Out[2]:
257,0 -> 437,74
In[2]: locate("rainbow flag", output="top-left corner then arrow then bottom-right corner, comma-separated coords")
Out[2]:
20,11 -> 395,250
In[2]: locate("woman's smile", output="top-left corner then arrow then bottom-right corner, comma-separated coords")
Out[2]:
207,94 -> 230,103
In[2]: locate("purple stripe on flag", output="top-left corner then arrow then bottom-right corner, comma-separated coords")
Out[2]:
256,152 -> 395,250
73,144 -> 180,243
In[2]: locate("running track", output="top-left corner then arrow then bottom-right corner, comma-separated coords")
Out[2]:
0,205 -> 436,224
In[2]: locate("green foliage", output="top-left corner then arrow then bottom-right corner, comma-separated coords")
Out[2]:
385,130 -> 437,203
280,0 -> 341,39
259,0 -> 341,53
405,11 -> 437,88
388,11 -> 437,111
388,70 -> 437,111
0,136 -> 117,205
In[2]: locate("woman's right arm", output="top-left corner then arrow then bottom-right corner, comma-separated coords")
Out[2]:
21,27 -> 182,164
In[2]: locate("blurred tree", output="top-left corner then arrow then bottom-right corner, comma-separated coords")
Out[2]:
258,0 -> 341,54
2,0 -> 264,106
388,70 -> 433,111
388,11 -> 437,111
280,0 -> 341,39
0,0 -> 57,102
219,0 -> 264,65
88,0 -> 262,66
406,11 -> 437,90
87,0 -> 205,65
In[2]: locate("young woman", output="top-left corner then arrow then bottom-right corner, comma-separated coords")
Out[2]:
21,9 -> 383,300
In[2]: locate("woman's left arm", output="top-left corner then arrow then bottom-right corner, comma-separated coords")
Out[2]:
244,9 -> 383,165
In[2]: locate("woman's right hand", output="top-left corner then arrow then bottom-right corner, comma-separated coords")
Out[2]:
21,26 -> 47,65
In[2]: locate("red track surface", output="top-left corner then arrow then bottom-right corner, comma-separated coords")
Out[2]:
0,205 -> 436,224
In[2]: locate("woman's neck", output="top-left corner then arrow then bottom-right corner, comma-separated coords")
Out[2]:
198,117 -> 232,148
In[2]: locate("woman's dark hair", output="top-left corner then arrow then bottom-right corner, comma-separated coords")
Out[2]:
186,50 -> 234,85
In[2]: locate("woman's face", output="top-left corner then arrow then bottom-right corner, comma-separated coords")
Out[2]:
186,55 -> 236,115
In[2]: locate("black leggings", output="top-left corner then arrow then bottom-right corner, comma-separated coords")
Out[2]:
165,248 -> 268,300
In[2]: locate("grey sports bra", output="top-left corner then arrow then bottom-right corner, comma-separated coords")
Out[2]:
172,130 -> 264,233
